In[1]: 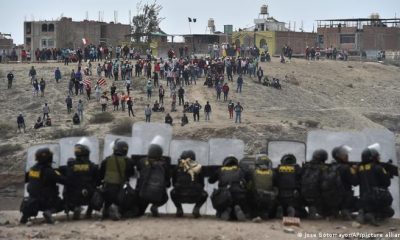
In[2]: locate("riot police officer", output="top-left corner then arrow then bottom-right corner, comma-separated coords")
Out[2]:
170,150 -> 208,218
137,136 -> 170,217
356,145 -> 394,225
329,145 -> 359,220
301,149 -> 328,219
209,156 -> 247,221
247,155 -> 277,220
20,148 -> 65,224
62,139 -> 99,220
99,139 -> 134,220
275,154 -> 305,218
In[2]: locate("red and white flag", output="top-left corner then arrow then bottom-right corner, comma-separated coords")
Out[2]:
82,38 -> 88,45
97,78 -> 106,86
83,78 -> 91,87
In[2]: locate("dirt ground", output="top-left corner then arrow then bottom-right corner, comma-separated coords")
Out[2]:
0,211 -> 400,240
0,58 -> 400,239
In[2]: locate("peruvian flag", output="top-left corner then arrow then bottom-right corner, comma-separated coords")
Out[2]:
83,78 -> 92,87
82,38 -> 88,45
97,78 -> 106,86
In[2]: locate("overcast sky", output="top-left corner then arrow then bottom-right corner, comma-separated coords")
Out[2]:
1,0 -> 399,44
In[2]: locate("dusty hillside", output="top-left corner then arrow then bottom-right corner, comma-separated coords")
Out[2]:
0,59 -> 399,175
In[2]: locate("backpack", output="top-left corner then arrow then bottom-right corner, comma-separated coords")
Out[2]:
139,162 -> 166,204
301,163 -> 323,199
320,164 -> 344,206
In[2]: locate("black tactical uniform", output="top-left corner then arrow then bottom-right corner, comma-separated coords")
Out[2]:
170,150 -> 208,218
62,143 -> 99,220
20,148 -> 65,224
99,140 -> 134,220
357,148 -> 394,225
330,146 -> 359,220
209,156 -> 247,221
301,149 -> 328,219
275,154 -> 305,218
136,143 -> 170,217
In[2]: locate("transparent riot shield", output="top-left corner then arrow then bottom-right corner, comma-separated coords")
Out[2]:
267,140 -> 306,167
132,122 -> 172,157
166,140 -> 209,214
25,144 -> 60,197
206,138 -> 245,215
306,130 -> 365,162
59,137 -> 100,166
306,128 -> 399,218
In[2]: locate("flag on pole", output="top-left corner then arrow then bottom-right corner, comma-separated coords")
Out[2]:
193,18 -> 197,23
97,78 -> 106,86
188,17 -> 192,22
82,38 -> 87,45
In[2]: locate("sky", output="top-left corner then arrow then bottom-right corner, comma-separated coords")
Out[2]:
0,0 -> 399,45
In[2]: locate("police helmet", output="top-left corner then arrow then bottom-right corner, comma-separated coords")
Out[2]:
361,148 -> 373,163
280,154 -> 297,165
113,139 -> 129,156
312,149 -> 328,163
148,136 -> 164,159
74,144 -> 90,157
35,148 -> 53,164
180,150 -> 196,160
222,155 -> 239,166
255,155 -> 272,169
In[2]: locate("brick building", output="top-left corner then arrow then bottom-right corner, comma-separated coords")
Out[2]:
317,18 -> 400,53
24,17 -> 131,51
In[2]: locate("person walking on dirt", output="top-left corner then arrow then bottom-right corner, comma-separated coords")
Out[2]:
178,86 -> 185,106
66,95 -> 73,114
145,104 -> 152,122
77,99 -> 84,120
42,103 -> 50,121
54,67 -> 62,83
127,97 -> 135,117
204,101 -> 212,121
257,67 -> 263,83
222,83 -> 229,101
39,78 -> 46,97
17,113 -> 26,133
29,66 -> 36,84
228,100 -> 234,119
236,75 -> 243,93
7,71 -> 14,89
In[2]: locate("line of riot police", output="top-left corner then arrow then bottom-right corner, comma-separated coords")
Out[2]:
21,139 -> 396,226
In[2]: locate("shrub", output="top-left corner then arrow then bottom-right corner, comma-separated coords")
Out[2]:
49,128 -> 90,139
0,144 -> 23,157
89,112 -> 114,124
110,118 -> 134,136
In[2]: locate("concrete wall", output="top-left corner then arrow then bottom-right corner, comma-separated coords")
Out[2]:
232,31 -> 276,55
101,23 -> 131,47
275,31 -> 317,55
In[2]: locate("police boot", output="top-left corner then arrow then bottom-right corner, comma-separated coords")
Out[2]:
308,206 -> 321,220
276,206 -> 283,219
192,206 -> 201,219
85,207 -> 93,219
73,207 -> 82,220
19,215 -> 29,224
221,207 -> 232,221
234,205 -> 246,221
150,205 -> 160,218
364,213 -> 379,226
356,209 -> 365,224
287,207 -> 295,217
43,210 -> 55,224
176,205 -> 184,218
341,209 -> 352,221
109,204 -> 121,221
102,207 -> 110,220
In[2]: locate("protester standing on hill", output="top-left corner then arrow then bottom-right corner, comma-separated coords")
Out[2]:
145,104 -> 152,122
94,83 -> 102,102
222,83 -> 229,101
193,101 -> 202,122
17,113 -> 26,133
7,71 -> 14,89
100,94 -> 108,112
77,99 -> 84,120
236,75 -> 243,93
42,103 -> 50,121
127,97 -> 134,117
29,66 -> 36,84
228,100 -> 234,119
204,101 -> 212,121
54,67 -> 62,83
257,67 -> 263,83
234,102 -> 243,123
65,95 -> 73,114
39,78 -> 46,97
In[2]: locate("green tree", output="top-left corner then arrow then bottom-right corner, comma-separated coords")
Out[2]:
132,1 -> 164,43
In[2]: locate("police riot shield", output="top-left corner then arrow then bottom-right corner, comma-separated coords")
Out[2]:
59,137 -> 100,166
166,140 -> 209,214
306,128 -> 399,218
25,144 -> 60,197
132,122 -> 172,157
103,134 -> 133,159
267,140 -> 306,167
206,138 -> 245,215
306,130 -> 365,163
